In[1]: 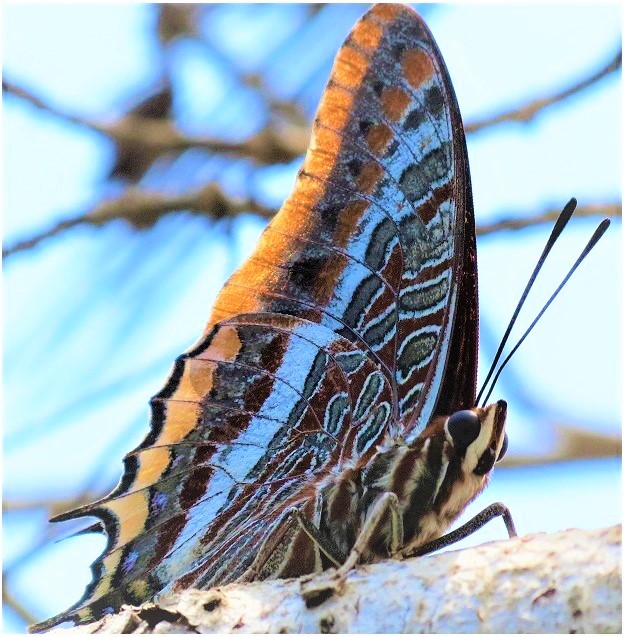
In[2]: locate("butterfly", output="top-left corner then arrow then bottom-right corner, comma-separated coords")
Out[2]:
33,2 -> 566,630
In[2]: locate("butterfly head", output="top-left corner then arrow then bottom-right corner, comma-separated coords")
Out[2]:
444,400 -> 508,478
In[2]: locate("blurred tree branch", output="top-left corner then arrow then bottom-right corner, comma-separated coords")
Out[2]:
3,198 -> 620,259
3,578 -> 38,626
2,184 -> 274,258
3,38 -> 621,261
3,494 -> 102,518
465,46 -> 622,134
3,41 -> 621,260
2,79 -> 309,164
476,202 -> 621,236
4,44 -> 620,167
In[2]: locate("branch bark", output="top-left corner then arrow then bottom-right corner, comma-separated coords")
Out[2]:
43,524 -> 621,634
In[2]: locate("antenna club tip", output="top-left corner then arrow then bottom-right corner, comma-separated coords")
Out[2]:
593,218 -> 611,241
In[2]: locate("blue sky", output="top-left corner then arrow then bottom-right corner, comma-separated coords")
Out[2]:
3,4 -> 621,632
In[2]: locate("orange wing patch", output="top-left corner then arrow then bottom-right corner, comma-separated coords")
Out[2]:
105,491 -> 150,548
366,123 -> 394,156
333,45 -> 370,90
333,200 -> 370,248
349,18 -> 383,53
370,2 -> 403,23
132,447 -> 171,490
403,48 -> 435,90
381,87 -> 411,122
356,161 -> 384,195
204,325 -> 243,363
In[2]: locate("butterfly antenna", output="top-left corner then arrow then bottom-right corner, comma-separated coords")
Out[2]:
481,218 -> 610,406
476,198 -> 578,406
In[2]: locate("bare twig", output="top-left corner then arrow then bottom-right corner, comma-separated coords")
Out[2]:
3,39 -> 620,260
4,198 -> 618,260
2,217 -> 85,257
3,578 -> 38,626
3,184 -> 275,258
476,202 -> 620,236
156,4 -> 199,44
3,493 -> 102,518
465,47 -> 622,134
2,80 -> 109,135
499,425 -> 621,468
2,80 -> 309,164
5,45 -> 620,170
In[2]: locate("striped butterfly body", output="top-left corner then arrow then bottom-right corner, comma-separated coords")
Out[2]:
34,4 -> 512,630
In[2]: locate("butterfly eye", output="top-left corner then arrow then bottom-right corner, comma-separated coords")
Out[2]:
447,410 -> 481,448
497,433 -> 509,462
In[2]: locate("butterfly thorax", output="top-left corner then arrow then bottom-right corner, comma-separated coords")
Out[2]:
317,401 -> 507,561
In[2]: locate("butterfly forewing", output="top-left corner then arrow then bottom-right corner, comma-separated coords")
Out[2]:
208,3 -> 474,432
38,4 -> 476,629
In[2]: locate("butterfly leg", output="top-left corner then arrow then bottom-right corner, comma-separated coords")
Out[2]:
336,491 -> 403,575
300,492 -> 402,603
239,510 -> 297,582
404,501 -> 517,558
289,507 -> 347,567
240,507 -> 346,582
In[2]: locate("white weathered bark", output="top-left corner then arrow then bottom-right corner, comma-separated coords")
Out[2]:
49,525 -> 621,634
